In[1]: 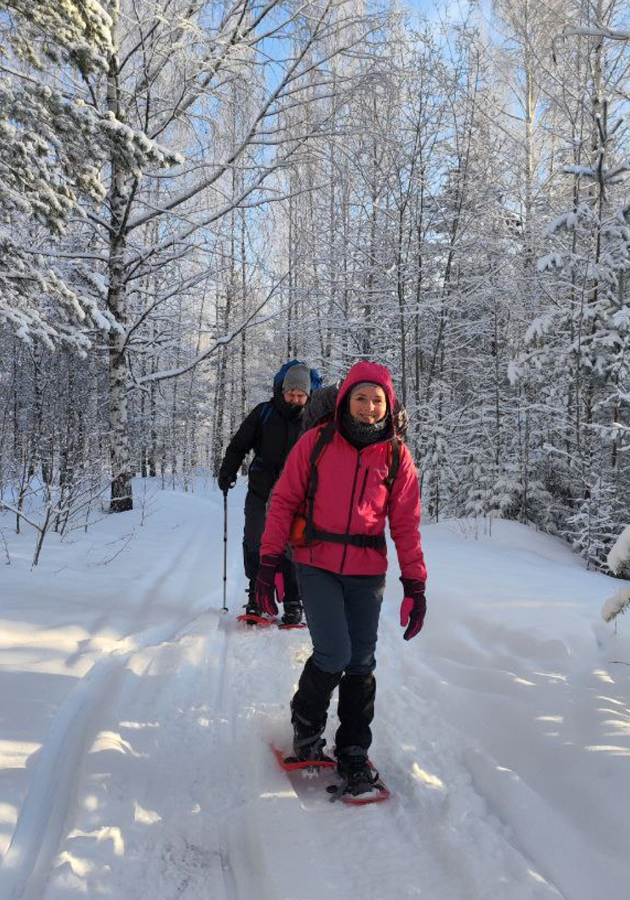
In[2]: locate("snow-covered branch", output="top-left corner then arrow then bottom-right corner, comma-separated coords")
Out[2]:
601,586 -> 630,623
134,270 -> 293,386
607,525 -> 630,575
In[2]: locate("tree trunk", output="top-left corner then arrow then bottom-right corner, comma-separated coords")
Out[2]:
107,3 -> 133,512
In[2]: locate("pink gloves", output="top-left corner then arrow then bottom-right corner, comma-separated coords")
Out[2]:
256,555 -> 283,616
400,578 -> 426,640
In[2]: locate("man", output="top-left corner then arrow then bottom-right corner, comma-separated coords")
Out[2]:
218,360 -> 322,624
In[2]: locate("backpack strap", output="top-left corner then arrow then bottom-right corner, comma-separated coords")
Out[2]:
259,401 -> 274,429
384,438 -> 401,491
304,422 -> 336,544
309,528 -> 386,549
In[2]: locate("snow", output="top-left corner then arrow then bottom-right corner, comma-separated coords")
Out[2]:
0,481 -> 629,900
606,524 -> 630,574
601,586 -> 630,623
602,526 -> 630,620
561,167 -> 596,180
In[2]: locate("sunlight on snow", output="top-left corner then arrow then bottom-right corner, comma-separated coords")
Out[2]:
527,869 -> 554,888
411,762 -> 445,791
119,720 -> 159,729
56,850 -> 98,878
0,739 -> 40,767
534,672 -> 568,683
134,801 -> 162,824
597,696 -> 626,708
260,790 -> 295,799
90,730 -> 147,758
536,715 -> 564,737
593,669 -> 615,685
601,719 -> 630,735
67,826 -> 125,855
0,802 -> 17,825
584,745 -> 630,756
0,620 -> 123,664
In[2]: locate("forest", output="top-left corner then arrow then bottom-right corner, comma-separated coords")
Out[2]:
1,0 -> 630,569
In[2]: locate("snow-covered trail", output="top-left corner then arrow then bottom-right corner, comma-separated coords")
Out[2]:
37,615 -> 557,900
36,585 -> 557,899
1,484 -> 629,900
0,489 -> 226,900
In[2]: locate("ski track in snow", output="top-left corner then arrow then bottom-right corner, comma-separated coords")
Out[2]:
0,519 -> 218,900
1,488 -> 628,899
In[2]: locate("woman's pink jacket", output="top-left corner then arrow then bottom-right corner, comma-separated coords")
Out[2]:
260,361 -> 427,583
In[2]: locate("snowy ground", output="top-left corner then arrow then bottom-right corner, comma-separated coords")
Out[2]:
0,480 -> 629,900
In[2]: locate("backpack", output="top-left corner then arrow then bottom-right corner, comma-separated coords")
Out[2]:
289,420 -> 401,549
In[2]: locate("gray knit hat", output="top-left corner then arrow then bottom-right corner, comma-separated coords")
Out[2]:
282,363 -> 311,396
350,381 -> 381,395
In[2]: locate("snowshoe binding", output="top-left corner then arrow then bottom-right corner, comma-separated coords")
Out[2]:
280,601 -> 305,629
290,707 -> 330,762
328,749 -> 390,804
236,592 -> 276,627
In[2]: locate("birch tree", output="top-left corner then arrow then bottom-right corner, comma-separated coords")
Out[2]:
73,0 -> 381,510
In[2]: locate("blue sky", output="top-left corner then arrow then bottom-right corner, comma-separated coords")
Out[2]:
399,0 -> 473,24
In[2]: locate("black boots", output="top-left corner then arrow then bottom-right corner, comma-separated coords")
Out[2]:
291,657 -> 342,760
334,674 -> 378,794
278,554 -> 302,624
291,707 -> 327,760
281,600 -> 303,626
290,662 -> 377,761
335,672 -> 376,755
243,547 -> 261,617
243,580 -> 260,618
335,747 -> 379,795
244,586 -> 304,624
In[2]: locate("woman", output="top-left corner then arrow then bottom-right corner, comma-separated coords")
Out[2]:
255,361 -> 427,795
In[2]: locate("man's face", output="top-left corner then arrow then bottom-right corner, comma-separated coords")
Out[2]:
283,389 -> 309,407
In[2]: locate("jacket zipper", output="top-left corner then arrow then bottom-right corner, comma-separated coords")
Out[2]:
357,467 -> 369,506
340,453 -> 362,573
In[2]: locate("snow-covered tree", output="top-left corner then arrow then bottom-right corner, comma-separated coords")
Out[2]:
0,0 -> 175,350
515,0 -> 630,564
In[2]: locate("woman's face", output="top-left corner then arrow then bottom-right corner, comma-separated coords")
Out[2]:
349,384 -> 387,424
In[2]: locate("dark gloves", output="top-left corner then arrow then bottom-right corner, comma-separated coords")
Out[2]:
256,555 -> 283,616
218,473 -> 236,494
400,577 -> 426,641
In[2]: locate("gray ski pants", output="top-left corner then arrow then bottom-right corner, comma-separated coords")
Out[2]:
295,563 -> 385,674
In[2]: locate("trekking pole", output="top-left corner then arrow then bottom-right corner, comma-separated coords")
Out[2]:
222,490 -> 229,613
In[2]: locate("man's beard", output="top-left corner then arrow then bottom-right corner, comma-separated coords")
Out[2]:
286,402 -> 304,420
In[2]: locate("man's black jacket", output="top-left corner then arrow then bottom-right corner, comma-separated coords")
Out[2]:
218,386 -> 304,501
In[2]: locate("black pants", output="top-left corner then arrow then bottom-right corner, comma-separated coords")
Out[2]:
242,490 -> 299,602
